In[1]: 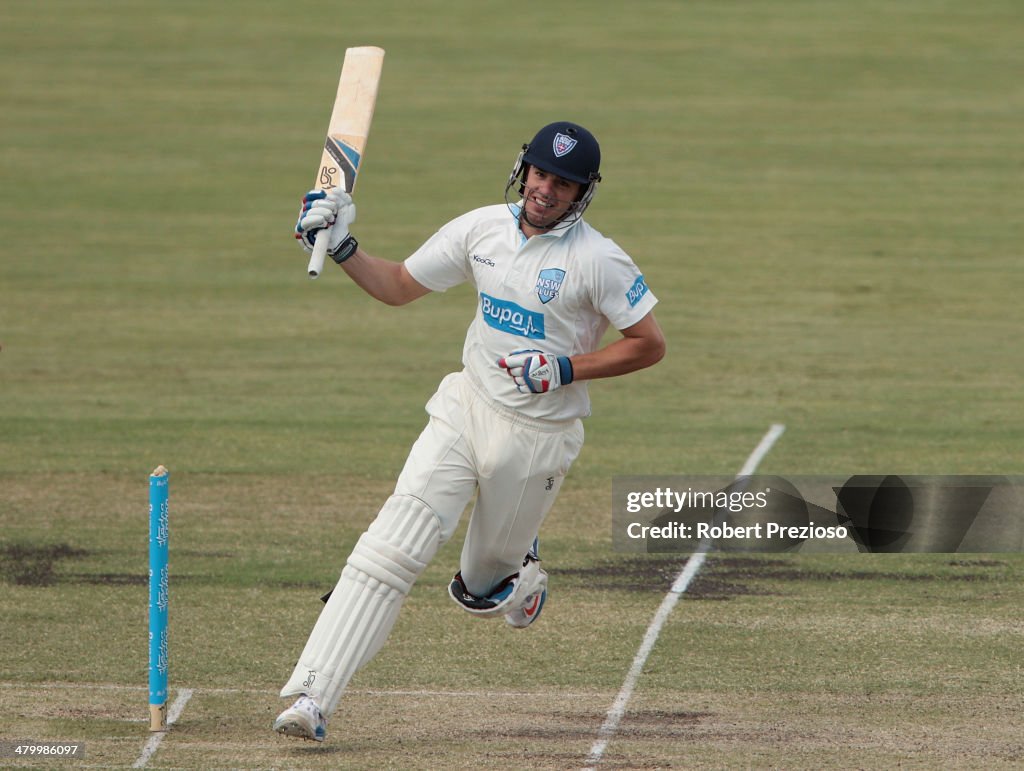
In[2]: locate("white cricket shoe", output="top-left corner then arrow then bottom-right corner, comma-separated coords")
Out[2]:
505,538 -> 548,629
273,695 -> 327,742
504,576 -> 547,628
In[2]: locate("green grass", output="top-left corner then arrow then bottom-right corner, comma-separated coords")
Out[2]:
1,0 -> 1023,768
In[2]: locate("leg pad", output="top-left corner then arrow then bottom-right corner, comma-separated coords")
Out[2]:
280,495 -> 441,715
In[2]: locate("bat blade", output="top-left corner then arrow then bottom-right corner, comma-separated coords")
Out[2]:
307,45 -> 385,278
316,45 -> 384,195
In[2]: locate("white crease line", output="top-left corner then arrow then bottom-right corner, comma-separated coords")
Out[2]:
582,423 -> 786,770
131,688 -> 193,768
737,423 -> 787,477
0,681 -> 598,699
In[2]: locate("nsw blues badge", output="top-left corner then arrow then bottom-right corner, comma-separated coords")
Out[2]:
553,133 -> 577,157
536,268 -> 566,304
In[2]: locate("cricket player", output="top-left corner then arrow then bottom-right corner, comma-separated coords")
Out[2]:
274,121 -> 665,742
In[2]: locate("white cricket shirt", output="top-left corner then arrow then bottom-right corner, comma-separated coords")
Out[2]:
404,204 -> 658,421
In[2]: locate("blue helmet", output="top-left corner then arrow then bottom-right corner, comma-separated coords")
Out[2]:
522,121 -> 601,185
505,121 -> 602,228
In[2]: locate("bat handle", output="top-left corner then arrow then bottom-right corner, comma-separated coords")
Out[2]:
307,225 -> 332,279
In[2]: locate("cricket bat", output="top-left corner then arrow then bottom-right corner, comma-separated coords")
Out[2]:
306,46 -> 385,278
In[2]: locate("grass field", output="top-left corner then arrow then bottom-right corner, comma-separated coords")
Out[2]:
1,1 -> 1022,768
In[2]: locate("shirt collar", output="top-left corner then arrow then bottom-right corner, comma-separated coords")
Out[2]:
510,201 -> 578,243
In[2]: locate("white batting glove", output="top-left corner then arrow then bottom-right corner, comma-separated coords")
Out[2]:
497,350 -> 574,394
295,189 -> 357,257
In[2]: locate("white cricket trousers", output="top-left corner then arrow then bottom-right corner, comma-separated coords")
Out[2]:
281,370 -> 584,714
395,369 -> 585,597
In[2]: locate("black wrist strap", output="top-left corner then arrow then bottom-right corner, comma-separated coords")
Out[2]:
329,234 -> 359,264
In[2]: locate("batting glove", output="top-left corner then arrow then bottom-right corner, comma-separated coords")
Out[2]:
497,350 -> 574,394
295,189 -> 358,260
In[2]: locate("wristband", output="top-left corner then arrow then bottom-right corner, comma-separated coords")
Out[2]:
329,234 -> 359,264
556,355 -> 574,385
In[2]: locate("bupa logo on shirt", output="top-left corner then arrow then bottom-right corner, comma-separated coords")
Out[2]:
535,268 -> 565,304
626,275 -> 649,308
480,293 -> 546,340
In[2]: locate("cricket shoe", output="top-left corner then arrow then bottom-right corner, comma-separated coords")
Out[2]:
505,539 -> 547,629
273,695 -> 327,742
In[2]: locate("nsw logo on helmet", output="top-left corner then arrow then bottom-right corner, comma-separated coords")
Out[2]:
553,133 -> 577,158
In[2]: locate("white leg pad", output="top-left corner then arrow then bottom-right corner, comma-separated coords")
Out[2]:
280,494 -> 440,715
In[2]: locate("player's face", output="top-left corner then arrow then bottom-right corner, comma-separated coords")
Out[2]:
521,166 -> 582,232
